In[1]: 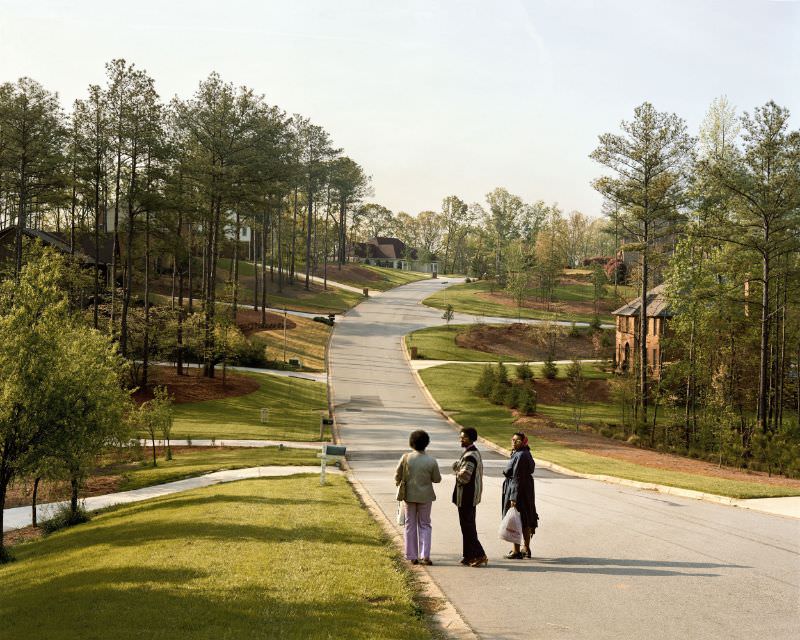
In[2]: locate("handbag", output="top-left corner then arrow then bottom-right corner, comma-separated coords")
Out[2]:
396,501 -> 406,526
498,506 -> 524,544
395,453 -> 409,501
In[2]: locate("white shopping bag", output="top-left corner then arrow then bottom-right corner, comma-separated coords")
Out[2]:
396,501 -> 406,526
498,507 -> 523,544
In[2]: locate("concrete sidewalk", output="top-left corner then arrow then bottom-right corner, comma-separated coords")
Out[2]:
140,438 -> 326,449
3,465 -> 339,532
409,358 -> 603,371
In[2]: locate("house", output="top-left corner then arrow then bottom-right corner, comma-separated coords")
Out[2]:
0,225 -> 115,279
351,237 -> 438,274
612,283 -> 672,377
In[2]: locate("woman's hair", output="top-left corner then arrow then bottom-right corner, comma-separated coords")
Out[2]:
409,430 -> 430,452
461,427 -> 478,443
513,431 -> 529,446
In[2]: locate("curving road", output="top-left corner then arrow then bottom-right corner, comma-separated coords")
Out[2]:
329,278 -> 800,640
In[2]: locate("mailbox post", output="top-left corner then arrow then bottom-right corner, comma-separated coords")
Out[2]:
317,443 -> 346,485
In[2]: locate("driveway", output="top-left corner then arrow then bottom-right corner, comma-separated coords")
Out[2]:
329,278 -> 800,640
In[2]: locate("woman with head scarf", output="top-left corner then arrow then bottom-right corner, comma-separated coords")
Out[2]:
501,431 -> 538,559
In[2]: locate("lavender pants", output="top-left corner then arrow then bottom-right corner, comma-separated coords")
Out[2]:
404,501 -> 432,561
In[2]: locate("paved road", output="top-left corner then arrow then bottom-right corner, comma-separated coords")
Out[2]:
329,278 -> 800,640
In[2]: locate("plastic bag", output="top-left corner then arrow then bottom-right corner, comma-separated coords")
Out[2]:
498,507 -> 523,544
396,501 -> 406,526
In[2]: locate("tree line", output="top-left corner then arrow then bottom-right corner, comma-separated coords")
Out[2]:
0,60 -> 372,383
592,99 -> 799,471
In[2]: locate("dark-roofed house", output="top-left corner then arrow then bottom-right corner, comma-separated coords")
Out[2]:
0,225 -> 115,277
351,236 -> 438,274
612,284 -> 672,378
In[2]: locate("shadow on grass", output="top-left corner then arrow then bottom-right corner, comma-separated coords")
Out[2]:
1,570 -> 428,640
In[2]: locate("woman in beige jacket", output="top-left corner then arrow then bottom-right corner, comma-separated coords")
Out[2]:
395,430 -> 442,565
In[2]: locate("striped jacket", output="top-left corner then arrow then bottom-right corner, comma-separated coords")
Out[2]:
452,446 -> 483,507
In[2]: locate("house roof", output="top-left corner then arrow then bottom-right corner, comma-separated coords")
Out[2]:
0,226 -> 114,265
612,283 -> 672,318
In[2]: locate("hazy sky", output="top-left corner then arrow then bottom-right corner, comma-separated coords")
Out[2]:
1,0 -> 797,217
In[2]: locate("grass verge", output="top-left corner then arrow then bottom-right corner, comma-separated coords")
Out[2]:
423,280 -> 635,324
406,325 -> 514,362
250,313 -> 331,372
155,371 -> 329,441
0,476 -> 434,640
419,363 -> 800,499
120,447 -> 321,491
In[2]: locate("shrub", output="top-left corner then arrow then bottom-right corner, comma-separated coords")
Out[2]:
627,434 -> 641,446
474,365 -> 496,397
590,316 -> 602,331
465,277 -> 471,283
520,389 -> 537,416
600,331 -> 613,348
568,322 -> 580,338
41,504 -> 91,534
600,427 -> 613,438
516,362 -> 533,381
542,357 -> 558,380
313,316 -> 334,326
490,382 -> 507,405
504,385 -> 521,409
496,361 -> 509,384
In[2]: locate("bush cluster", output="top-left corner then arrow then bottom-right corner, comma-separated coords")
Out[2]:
474,363 -> 538,416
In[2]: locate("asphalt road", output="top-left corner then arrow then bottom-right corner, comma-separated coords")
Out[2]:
329,278 -> 800,640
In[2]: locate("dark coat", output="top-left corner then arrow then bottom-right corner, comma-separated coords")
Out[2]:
501,446 -> 538,530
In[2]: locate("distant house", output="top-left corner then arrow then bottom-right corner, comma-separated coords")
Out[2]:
612,284 -> 672,378
0,225 -> 115,278
351,237 -> 438,274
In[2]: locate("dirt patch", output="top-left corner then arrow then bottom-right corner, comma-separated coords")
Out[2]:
476,289 -> 618,317
4,525 -> 44,547
235,308 -> 297,336
515,416 -> 800,490
132,366 -> 259,405
456,323 -> 613,360
532,378 -> 609,404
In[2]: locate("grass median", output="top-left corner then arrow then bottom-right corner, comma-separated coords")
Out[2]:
0,475 -> 434,640
164,371 -> 329,442
419,363 -> 800,499
120,446 -> 321,491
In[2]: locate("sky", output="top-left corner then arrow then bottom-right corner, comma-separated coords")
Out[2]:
1,0 -> 798,218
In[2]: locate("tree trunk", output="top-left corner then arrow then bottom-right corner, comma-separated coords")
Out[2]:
31,476 -> 41,528
290,186 -> 298,284
757,248 -> 770,432
70,476 -> 79,517
177,221 -> 185,376
639,225 -> 649,425
261,211 -> 268,327
232,210 -> 240,319
142,208 -> 151,387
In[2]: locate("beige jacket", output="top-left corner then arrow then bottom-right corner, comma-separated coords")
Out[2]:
395,451 -> 442,503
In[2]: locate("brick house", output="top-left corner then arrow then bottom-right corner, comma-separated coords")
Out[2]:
612,284 -> 672,377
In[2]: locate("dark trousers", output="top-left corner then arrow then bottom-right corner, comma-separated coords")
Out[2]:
457,504 -> 485,560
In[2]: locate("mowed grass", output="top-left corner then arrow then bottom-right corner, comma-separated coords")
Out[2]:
216,258 -> 364,313
0,476 -> 434,640
250,313 -> 331,372
330,264 -> 431,291
120,447 -> 320,491
161,372 -> 329,441
406,325 -> 514,362
423,280 -> 636,324
419,364 -> 800,498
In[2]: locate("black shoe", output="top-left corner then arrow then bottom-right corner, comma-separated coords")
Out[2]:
505,550 -> 524,560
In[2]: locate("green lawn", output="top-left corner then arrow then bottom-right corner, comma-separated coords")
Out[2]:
120,447 -> 320,491
419,363 -> 800,499
406,325 -> 515,362
151,372 -> 329,441
423,280 -> 636,324
316,264 -> 430,291
216,258 -> 364,313
250,313 -> 331,372
0,476 -> 434,640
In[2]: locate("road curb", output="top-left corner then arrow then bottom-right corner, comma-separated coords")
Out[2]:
345,471 -> 480,640
400,345 -> 798,516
